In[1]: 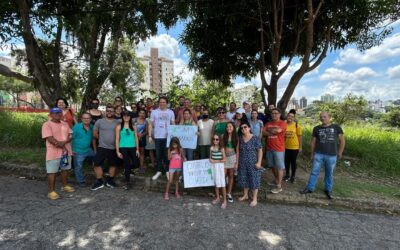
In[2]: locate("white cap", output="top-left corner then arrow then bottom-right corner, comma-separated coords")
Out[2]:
236,108 -> 246,113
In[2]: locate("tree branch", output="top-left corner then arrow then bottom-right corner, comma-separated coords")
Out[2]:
0,64 -> 33,83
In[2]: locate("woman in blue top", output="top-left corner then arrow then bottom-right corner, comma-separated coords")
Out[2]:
116,110 -> 139,190
135,109 -> 147,173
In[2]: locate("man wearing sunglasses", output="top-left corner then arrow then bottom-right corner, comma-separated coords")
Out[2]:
91,104 -> 121,190
263,108 -> 287,194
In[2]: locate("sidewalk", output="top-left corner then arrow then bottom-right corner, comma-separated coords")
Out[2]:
0,161 -> 399,215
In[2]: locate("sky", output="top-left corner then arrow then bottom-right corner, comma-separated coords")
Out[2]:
2,19 -> 400,102
136,20 -> 400,102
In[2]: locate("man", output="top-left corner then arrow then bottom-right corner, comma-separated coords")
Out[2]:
300,112 -> 345,199
263,108 -> 287,194
197,108 -> 214,159
130,103 -> 138,119
194,103 -> 202,120
265,104 -> 275,123
252,102 -> 266,123
243,101 -> 252,120
146,97 -> 155,113
226,102 -> 237,121
149,96 -> 175,180
72,112 -> 96,187
176,98 -> 197,124
174,95 -> 185,118
42,107 -> 75,200
91,105 -> 120,190
114,96 -> 123,107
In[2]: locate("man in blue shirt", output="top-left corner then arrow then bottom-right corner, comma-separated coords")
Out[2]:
72,112 -> 96,186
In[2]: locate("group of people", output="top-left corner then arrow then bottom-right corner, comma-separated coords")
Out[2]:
42,95 -> 345,208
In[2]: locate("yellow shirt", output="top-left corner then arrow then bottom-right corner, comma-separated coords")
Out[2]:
285,122 -> 302,150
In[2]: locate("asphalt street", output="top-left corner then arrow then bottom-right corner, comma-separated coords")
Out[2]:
0,176 -> 399,250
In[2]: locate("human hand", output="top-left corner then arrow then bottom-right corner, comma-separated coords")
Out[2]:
255,162 -> 261,169
136,151 -> 140,157
117,152 -> 123,159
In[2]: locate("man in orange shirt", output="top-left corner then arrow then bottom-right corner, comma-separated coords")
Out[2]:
263,108 -> 287,194
42,107 -> 75,200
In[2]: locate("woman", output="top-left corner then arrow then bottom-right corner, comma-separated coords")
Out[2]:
116,110 -> 139,190
234,108 -> 249,131
114,105 -> 123,120
213,107 -> 229,137
179,108 -> 197,161
237,122 -> 263,207
223,122 -> 239,203
249,110 -> 264,140
145,109 -> 156,169
284,109 -> 302,183
135,109 -> 148,173
55,97 -> 77,128
87,98 -> 103,125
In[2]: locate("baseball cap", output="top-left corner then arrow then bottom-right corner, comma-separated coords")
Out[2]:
50,107 -> 62,114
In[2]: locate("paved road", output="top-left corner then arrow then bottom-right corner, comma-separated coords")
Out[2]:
0,176 -> 399,250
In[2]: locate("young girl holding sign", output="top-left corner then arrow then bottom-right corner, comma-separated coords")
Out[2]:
164,137 -> 185,200
210,134 -> 227,209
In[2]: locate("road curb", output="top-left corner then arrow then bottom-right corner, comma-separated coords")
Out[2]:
0,162 -> 398,215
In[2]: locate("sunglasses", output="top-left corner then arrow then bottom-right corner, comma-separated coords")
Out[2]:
106,110 -> 114,113
241,126 -> 249,130
213,138 -> 220,141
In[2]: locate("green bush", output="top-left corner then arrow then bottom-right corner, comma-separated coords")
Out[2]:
0,111 -> 47,147
301,123 -> 400,176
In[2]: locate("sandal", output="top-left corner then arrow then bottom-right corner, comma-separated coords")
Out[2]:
212,198 -> 220,204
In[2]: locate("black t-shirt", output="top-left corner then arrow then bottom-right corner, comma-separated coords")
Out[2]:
312,124 -> 344,156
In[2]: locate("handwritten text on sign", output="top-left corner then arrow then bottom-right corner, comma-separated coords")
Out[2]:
167,125 -> 198,149
183,159 -> 220,188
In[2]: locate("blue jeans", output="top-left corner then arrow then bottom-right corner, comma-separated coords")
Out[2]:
306,153 -> 337,192
184,148 -> 194,161
73,150 -> 95,184
155,138 -> 169,174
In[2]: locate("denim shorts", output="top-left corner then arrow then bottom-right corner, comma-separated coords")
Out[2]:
266,151 -> 285,170
46,156 -> 72,174
169,168 -> 181,173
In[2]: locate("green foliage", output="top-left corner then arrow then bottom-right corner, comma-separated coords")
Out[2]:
166,74 -> 232,114
307,94 -> 368,124
383,107 -> 400,127
0,111 -> 47,147
0,75 -> 35,106
300,122 -> 400,176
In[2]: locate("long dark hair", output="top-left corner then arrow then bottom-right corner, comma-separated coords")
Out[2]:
236,112 -> 249,124
55,97 -> 69,108
169,137 -> 182,150
223,122 -> 238,149
121,114 -> 134,131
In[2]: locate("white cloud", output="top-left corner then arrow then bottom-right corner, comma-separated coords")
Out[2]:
387,64 -> 400,79
334,33 -> 400,66
136,34 -> 195,82
320,67 -> 377,82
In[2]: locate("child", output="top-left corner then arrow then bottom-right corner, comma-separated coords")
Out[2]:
210,134 -> 227,209
164,137 -> 185,200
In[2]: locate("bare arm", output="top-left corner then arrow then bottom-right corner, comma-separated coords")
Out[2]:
93,129 -> 99,139
220,148 -> 226,163
134,125 -> 140,155
298,135 -> 303,152
45,136 -> 65,148
148,120 -> 153,143
92,139 -> 97,152
338,134 -> 345,160
256,148 -> 263,169
115,125 -> 122,158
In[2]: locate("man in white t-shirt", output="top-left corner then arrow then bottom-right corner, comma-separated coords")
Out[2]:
148,96 -> 175,180
197,108 -> 214,159
226,102 -> 237,121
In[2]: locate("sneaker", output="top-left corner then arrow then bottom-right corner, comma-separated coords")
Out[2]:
227,194 -> 234,203
152,171 -> 162,181
48,191 -> 60,200
123,183 -> 131,190
175,192 -> 181,199
268,181 -> 276,187
91,180 -> 104,191
78,182 -> 86,188
61,185 -> 75,193
164,192 -> 169,200
300,188 -> 313,194
106,178 -> 117,188
284,176 -> 290,182
271,187 -> 283,194
290,177 -> 296,183
324,190 -> 333,200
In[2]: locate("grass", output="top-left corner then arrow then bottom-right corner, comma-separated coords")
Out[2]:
0,111 -> 47,147
0,147 -> 46,166
299,121 -> 400,177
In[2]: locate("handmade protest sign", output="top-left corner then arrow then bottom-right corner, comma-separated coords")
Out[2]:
183,159 -> 220,188
166,125 -> 198,149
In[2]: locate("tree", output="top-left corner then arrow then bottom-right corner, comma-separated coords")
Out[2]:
0,75 -> 35,107
383,107 -> 400,127
315,94 -> 368,125
182,0 -> 397,111
0,0 -> 188,109
166,74 -> 232,115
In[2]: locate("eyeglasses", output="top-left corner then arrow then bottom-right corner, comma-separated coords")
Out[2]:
106,110 -> 114,113
241,126 -> 249,130
218,112 -> 226,114
131,106 -> 137,109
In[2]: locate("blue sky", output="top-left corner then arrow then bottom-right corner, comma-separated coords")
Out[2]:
137,20 -> 400,102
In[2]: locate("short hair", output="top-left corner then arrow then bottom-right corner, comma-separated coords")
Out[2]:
55,97 -> 69,108
230,102 -> 236,106
289,109 -> 296,115
81,112 -> 92,118
159,96 -> 168,103
272,108 -> 281,113
106,104 -> 114,109
91,98 -> 100,103
115,96 -> 122,101
183,108 -> 192,114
